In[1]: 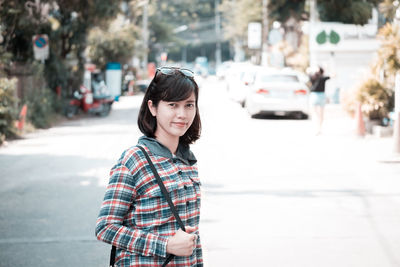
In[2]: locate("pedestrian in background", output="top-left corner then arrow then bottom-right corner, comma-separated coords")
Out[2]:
95,67 -> 203,266
309,67 -> 330,135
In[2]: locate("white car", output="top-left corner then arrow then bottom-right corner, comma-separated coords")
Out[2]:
244,69 -> 310,119
225,63 -> 259,106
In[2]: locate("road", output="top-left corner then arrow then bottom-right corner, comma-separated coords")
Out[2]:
1,77 -> 400,267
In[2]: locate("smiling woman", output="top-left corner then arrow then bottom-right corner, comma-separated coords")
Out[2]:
95,66 -> 203,267
138,67 -> 201,147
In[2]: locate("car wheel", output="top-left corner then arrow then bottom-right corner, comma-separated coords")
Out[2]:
293,112 -> 308,120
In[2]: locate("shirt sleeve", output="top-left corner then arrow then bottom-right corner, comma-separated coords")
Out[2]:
95,162 -> 168,258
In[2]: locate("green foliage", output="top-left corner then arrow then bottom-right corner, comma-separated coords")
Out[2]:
345,22 -> 398,121
25,62 -> 61,128
87,23 -> 138,70
355,78 -> 393,120
379,0 -> 398,22
374,23 -> 400,82
269,0 -> 305,23
0,0 -> 123,94
147,0 -> 217,60
0,78 -> 18,143
25,87 -> 57,129
285,34 -> 309,71
220,0 -> 379,53
220,0 -> 262,40
317,0 -> 380,25
153,0 -> 215,26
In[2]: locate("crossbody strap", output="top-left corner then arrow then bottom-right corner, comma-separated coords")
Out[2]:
138,145 -> 185,266
110,146 -> 185,267
137,146 -> 185,231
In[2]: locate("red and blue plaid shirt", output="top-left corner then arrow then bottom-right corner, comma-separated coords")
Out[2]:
96,136 -> 203,266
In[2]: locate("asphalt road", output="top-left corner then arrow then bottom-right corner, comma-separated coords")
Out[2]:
1,76 -> 400,267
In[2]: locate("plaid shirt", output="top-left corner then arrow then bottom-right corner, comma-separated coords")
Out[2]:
96,136 -> 203,266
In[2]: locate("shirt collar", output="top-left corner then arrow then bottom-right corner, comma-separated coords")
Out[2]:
138,136 -> 197,166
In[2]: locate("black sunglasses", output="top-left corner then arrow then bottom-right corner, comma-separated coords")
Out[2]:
156,67 -> 194,78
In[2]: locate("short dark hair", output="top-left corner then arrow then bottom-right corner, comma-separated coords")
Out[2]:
137,69 -> 201,145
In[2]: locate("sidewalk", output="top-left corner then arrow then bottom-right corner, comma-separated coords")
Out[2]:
323,103 -> 400,162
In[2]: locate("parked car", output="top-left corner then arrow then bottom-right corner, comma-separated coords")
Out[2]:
244,68 -> 310,119
227,64 -> 261,107
224,62 -> 254,103
216,61 -> 232,80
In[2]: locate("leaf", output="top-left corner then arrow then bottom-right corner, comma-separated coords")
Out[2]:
316,30 -> 327,44
329,30 -> 340,44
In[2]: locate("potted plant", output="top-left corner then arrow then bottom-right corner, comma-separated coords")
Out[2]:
355,77 -> 394,133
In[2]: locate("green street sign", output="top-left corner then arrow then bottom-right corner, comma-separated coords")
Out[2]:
316,30 -> 340,45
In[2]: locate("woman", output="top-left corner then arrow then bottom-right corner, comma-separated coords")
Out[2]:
309,67 -> 330,135
96,67 -> 203,266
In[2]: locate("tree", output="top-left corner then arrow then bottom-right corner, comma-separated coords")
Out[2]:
317,0 -> 381,25
45,0 -> 122,93
87,21 -> 139,70
146,0 -> 218,63
0,0 -> 122,93
220,0 -> 382,63
378,0 -> 398,23
268,0 -> 305,23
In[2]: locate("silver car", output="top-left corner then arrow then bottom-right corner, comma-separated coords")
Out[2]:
244,68 -> 310,119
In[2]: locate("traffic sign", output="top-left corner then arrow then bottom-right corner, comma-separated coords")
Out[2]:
248,22 -> 262,49
32,34 -> 49,61
33,35 -> 48,48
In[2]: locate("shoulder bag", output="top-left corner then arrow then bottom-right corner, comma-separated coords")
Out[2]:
109,145 -> 185,267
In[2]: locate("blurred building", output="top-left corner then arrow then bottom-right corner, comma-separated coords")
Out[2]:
308,9 -> 380,101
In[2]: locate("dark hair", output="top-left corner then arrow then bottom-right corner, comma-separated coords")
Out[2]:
137,69 -> 201,145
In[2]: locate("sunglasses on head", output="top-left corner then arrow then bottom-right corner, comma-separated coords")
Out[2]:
156,67 -> 194,78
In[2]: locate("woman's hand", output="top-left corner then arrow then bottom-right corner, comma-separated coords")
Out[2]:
166,226 -> 198,256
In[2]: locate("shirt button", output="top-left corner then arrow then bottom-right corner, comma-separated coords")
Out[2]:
183,184 -> 187,190
172,159 -> 178,163
178,170 -> 182,175
186,201 -> 190,206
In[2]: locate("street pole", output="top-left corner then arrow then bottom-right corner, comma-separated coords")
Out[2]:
261,0 -> 269,66
309,0 -> 317,67
394,72 -> 400,153
142,0 -> 149,74
393,2 -> 400,154
215,0 -> 222,68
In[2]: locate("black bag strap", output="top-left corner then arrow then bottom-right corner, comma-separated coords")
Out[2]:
138,145 -> 185,230
138,145 -> 185,267
109,146 -> 185,267
109,245 -> 116,267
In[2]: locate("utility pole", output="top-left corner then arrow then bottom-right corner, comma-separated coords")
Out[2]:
394,73 -> 400,153
142,0 -> 149,73
392,1 -> 400,154
261,0 -> 269,66
215,0 -> 222,68
309,0 -> 317,67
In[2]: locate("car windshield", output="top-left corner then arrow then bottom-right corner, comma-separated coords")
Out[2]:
259,74 -> 299,83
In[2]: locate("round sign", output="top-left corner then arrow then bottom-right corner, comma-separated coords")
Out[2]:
34,35 -> 47,48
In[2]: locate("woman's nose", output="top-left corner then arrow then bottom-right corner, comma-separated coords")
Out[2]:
176,106 -> 186,118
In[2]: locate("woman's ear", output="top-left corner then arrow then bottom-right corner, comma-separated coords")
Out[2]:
148,100 -> 157,117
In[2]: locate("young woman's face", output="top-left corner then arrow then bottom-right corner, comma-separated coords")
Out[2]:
148,92 -> 197,141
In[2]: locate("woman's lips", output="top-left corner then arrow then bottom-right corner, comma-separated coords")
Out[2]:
172,122 -> 186,128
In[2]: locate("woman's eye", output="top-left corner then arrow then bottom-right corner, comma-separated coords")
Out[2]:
186,103 -> 195,108
168,103 -> 176,107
